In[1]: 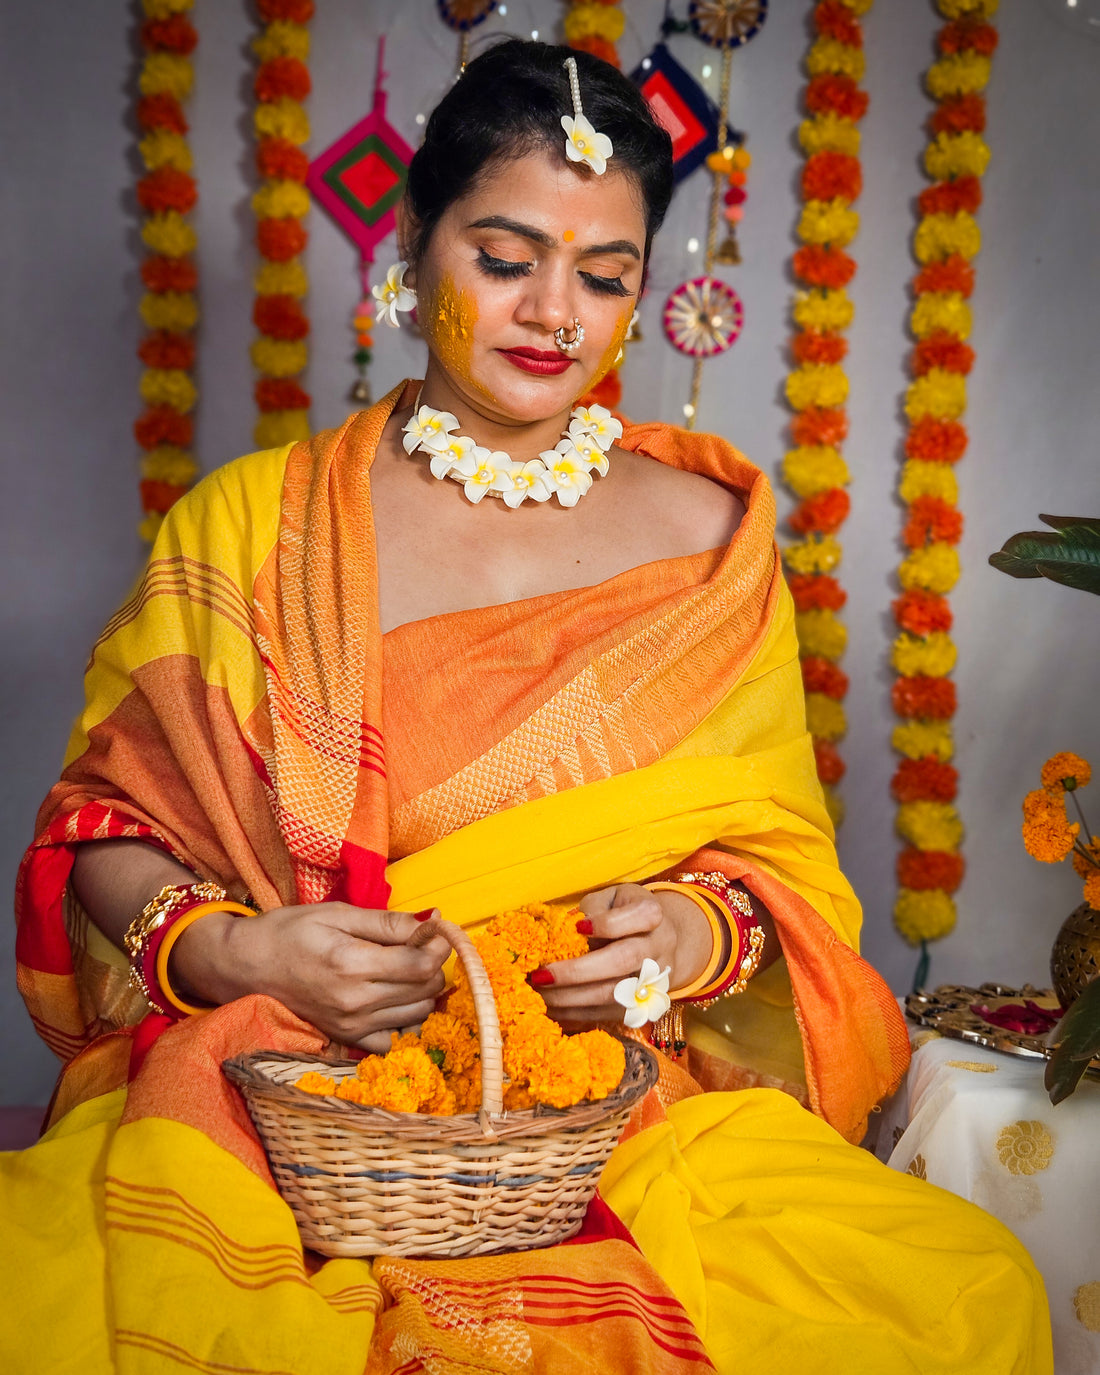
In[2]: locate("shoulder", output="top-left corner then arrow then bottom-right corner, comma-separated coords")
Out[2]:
615,446 -> 747,552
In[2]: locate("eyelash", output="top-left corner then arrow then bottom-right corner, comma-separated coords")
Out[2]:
475,248 -> 630,298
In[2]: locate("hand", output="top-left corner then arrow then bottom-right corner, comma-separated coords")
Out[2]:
172,903 -> 450,1053
535,883 -> 713,1026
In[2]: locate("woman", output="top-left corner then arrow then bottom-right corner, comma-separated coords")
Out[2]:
7,40 -> 1050,1374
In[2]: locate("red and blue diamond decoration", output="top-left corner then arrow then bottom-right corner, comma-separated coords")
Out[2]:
630,43 -> 723,186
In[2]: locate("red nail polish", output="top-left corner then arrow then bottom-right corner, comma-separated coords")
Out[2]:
575,918 -> 593,935
530,968 -> 555,986
413,908 -> 437,922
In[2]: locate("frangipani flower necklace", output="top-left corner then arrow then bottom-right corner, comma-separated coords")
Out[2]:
402,396 -> 622,509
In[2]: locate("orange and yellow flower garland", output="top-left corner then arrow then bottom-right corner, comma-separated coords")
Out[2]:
250,0 -> 313,451
135,0 -> 200,543
892,0 -> 997,964
782,0 -> 874,827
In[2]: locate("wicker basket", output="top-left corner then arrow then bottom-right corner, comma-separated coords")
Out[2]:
223,917 -> 658,1258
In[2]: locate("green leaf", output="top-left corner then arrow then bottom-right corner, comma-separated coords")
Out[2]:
989,517 -> 1100,595
1046,977 -> 1100,1105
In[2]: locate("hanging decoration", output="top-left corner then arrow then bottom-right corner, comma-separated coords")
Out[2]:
781,0 -> 874,829
892,0 -> 998,984
250,0 -> 314,451
566,1 -> 631,414
437,0 -> 500,71
631,42 -> 720,185
307,39 -> 414,408
665,0 -> 766,429
134,0 -> 200,543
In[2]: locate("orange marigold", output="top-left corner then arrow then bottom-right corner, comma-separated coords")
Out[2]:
294,1071 -> 336,1095
918,176 -> 982,218
256,377 -> 311,411
903,495 -> 964,548
503,1012 -> 563,1084
528,1035 -> 592,1109
789,487 -> 850,535
570,35 -> 621,68
1022,789 -> 1079,863
137,93 -> 188,135
814,0 -> 863,47
142,255 -> 198,292
913,333 -> 975,377
138,167 -> 198,215
892,675 -> 956,720
938,20 -> 999,57
930,93 -> 986,137
142,15 -> 197,54
257,217 -> 308,262
914,255 -> 975,299
805,74 -> 869,122
893,589 -> 953,636
897,847 -> 965,892
802,655 -> 849,699
793,330 -> 849,367
138,330 -> 195,370
139,480 -> 187,516
892,757 -> 959,803
788,572 -> 847,612
793,246 -> 856,290
135,407 -> 193,449
813,738 -> 846,785
254,294 -> 309,340
257,0 -> 315,21
1040,752 -> 1092,792
802,151 -> 863,203
255,56 -> 312,104
906,416 -> 968,464
257,137 -> 310,182
574,1030 -> 626,1101
791,407 -> 849,447
1072,838 -> 1100,880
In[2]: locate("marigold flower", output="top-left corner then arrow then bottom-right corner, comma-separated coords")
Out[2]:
789,573 -> 847,613
139,330 -> 195,370
258,0 -> 315,23
895,888 -> 957,945
528,1036 -> 594,1109
913,333 -> 975,377
791,407 -> 848,447
802,151 -> 862,203
814,0 -> 863,48
254,410 -> 310,449
806,37 -> 866,82
255,55 -> 311,103
785,535 -> 843,577
564,1 -> 626,43
573,1031 -> 626,1101
1040,752 -> 1091,792
1073,838 -> 1100,880
927,53 -> 992,100
906,415 -> 968,463
786,364 -> 850,412
254,260 -> 308,300
898,543 -> 961,595
257,217 -> 308,261
893,720 -> 954,762
798,200 -> 860,249
931,93 -> 987,137
903,495 -> 964,549
799,113 -> 861,158
782,444 -> 850,498
253,20 -> 312,63
140,367 -> 197,413
891,631 -> 957,679
899,460 -> 959,506
134,406 -> 192,449
813,738 -> 846,785
140,290 -> 198,333
141,211 -> 197,257
140,479 -> 188,516
254,97 -> 311,146
139,129 -> 193,173
250,337 -> 307,378
892,758 -> 959,804
805,74 -> 868,122
806,692 -> 847,742
914,212 -> 981,265
137,92 -> 188,134
914,255 -> 975,299
937,0 -> 999,18
802,655 -> 849,698
793,331 -> 848,367
142,0 -> 196,16
252,180 -> 311,221
919,177 -> 982,219
893,588 -> 953,636
139,52 -> 193,100
793,288 -> 855,334
257,137 -> 310,182
256,377 -> 311,411
793,245 -> 856,290
141,255 -> 197,293
898,800 -> 964,852
294,1071 -> 336,1095
795,608 -> 848,660
1021,790 -> 1078,863
892,674 -> 957,721
254,294 -> 309,340
909,296 -> 972,344
789,487 -> 850,535
141,445 -> 197,486
897,846 -> 965,893
924,130 -> 991,181
142,14 -> 197,54
905,371 -> 968,423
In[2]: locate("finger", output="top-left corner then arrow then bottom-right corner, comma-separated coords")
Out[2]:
585,892 -> 664,942
553,1004 -> 627,1026
331,906 -> 442,947
578,887 -> 619,920
541,978 -> 622,1009
347,994 -> 442,1046
332,935 -> 451,984
538,934 -> 654,989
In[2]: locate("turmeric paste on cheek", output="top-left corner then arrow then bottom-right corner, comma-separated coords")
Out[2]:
422,274 -> 495,400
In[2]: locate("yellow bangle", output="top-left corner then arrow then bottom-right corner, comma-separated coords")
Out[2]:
154,900 -> 257,1017
644,880 -> 731,999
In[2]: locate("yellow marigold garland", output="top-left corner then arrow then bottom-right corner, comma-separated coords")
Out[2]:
251,0 -> 313,451
892,0 -> 998,979
134,0 -> 200,542
783,0 -> 875,827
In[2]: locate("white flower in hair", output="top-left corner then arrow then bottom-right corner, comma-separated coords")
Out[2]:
561,114 -> 613,177
372,261 -> 416,327
613,959 -> 672,1029
402,404 -> 459,454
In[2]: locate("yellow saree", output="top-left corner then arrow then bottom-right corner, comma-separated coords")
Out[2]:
7,383 -> 1052,1372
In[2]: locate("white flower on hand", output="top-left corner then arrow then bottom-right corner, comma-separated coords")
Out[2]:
372,261 -> 416,327
569,403 -> 622,450
613,958 -> 672,1029
561,115 -> 614,176
426,432 -> 481,480
498,459 -> 553,508
402,405 -> 459,454
540,444 -> 594,508
451,447 -> 506,504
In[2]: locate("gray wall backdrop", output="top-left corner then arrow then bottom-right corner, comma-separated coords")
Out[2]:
3,0 -> 1098,1104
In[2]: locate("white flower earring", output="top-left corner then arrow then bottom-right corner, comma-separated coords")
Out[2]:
372,261 -> 417,327
560,56 -> 613,176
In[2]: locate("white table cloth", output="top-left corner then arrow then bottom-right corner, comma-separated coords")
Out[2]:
874,1028 -> 1100,1374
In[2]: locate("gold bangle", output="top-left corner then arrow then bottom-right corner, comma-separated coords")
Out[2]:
644,880 -> 729,999
124,881 -> 228,1002
155,900 -> 258,1016
670,871 -> 765,1004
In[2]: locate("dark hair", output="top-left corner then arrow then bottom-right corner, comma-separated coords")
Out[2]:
404,40 -> 673,267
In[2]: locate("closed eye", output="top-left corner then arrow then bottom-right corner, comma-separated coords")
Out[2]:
580,271 -> 630,298
476,248 -> 532,279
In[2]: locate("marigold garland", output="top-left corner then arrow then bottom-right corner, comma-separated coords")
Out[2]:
295,905 -> 626,1114
783,0 -> 874,827
251,0 -> 313,452
892,0 -> 997,969
134,0 -> 200,541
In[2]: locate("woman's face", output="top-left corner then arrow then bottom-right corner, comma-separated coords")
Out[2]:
407,149 -> 647,426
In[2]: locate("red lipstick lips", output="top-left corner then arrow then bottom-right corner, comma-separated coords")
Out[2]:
498,347 -> 574,376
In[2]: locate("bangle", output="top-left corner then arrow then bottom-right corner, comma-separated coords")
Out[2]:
672,871 -> 766,1005
155,900 -> 258,1016
644,881 -> 730,998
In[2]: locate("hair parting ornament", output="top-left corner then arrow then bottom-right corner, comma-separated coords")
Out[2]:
561,56 -> 614,175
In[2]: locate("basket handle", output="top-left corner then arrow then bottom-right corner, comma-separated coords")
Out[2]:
409,916 -> 504,1135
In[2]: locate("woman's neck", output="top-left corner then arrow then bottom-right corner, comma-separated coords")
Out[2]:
416,361 -> 580,464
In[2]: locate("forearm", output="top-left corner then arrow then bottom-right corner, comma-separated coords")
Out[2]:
70,837 -> 201,952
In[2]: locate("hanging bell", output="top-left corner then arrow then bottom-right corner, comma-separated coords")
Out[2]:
715,231 -> 742,266
349,375 -> 372,404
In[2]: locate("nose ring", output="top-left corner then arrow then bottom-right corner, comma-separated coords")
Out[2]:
554,318 -> 585,353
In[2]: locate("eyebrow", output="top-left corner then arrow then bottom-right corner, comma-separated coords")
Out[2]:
468,215 -> 641,261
